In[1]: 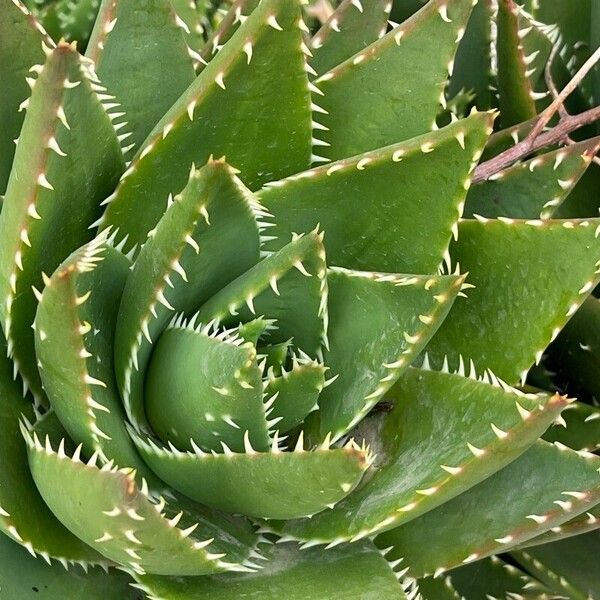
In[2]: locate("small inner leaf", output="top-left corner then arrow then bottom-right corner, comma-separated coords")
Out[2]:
145,320 -> 270,454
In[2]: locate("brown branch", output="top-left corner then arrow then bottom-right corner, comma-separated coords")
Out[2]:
473,106 -> 600,183
473,46 -> 600,183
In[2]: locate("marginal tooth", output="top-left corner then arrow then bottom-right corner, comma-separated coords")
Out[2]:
467,442 -> 485,457
490,423 -> 508,439
267,15 -> 283,31
37,173 -> 54,190
440,464 -> 462,475
294,431 -> 305,453
156,289 -> 174,310
185,235 -> 200,253
243,41 -> 253,63
243,430 -> 256,454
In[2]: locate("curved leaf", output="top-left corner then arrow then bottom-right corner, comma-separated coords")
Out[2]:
23,415 -> 257,576
0,42 -> 125,401
102,0 -> 312,253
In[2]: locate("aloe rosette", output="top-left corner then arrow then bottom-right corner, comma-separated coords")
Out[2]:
0,0 -> 599,598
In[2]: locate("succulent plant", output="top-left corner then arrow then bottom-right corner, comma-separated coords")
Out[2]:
0,0 -> 599,598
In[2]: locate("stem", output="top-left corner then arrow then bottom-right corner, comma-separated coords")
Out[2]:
531,46 -> 600,139
473,46 -> 600,184
473,106 -> 600,183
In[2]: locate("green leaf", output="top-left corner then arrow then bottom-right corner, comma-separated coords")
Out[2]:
130,428 -> 372,519
496,0 -> 538,126
134,541 -> 406,599
145,320 -> 270,454
198,0 -> 261,66
263,357 -> 326,433
269,366 -> 569,545
447,0 -> 494,110
542,400 -> 600,453
34,234 -> 155,481
554,163 -> 600,219
545,295 -> 600,404
0,1 -> 52,194
375,440 -> 600,579
169,0 -> 208,55
196,229 -> 328,358
309,0 -> 392,76
102,0 -> 312,253
23,415 -> 258,576
304,270 -> 463,442
0,42 -> 125,401
259,112 -> 494,273
515,505 -> 600,550
0,533 -> 139,600
0,330 -> 107,566
114,160 -> 261,431
440,555 -> 552,600
512,533 -> 600,600
425,218 -> 600,385
313,0 -> 476,161
464,138 -> 600,219
87,0 -> 197,152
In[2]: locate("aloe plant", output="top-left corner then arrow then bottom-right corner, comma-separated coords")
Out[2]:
1,0 -> 599,597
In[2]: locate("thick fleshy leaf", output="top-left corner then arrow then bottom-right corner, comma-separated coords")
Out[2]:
464,138 -> 600,219
0,533 -> 139,600
23,416 -> 258,576
259,112 -> 493,273
0,42 -> 125,401
512,533 -> 600,600
438,555 -> 552,600
87,0 -> 197,152
0,1 -> 52,194
269,367 -> 569,544
145,320 -> 270,454
196,230 -> 328,358
447,0 -> 494,110
131,430 -> 372,519
546,295 -> 600,404
305,270 -> 464,442
425,219 -> 600,384
495,0 -> 538,126
135,541 -> 405,599
309,0 -> 391,76
114,160 -> 262,430
313,0 -> 476,161
0,330 -> 107,566
543,400 -> 600,453
102,0 -> 312,253
515,505 -> 600,550
554,163 -> 600,219
34,234 -> 155,481
375,441 -> 600,579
